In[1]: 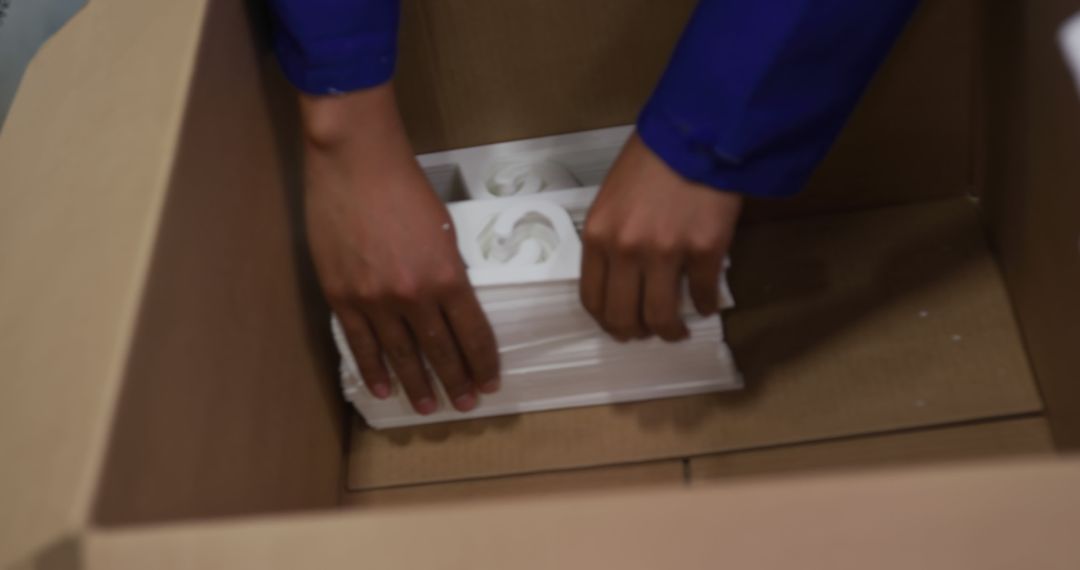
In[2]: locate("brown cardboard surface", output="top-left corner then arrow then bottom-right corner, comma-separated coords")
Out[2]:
76,460 -> 1080,569
0,0 -> 209,566
348,199 -> 1042,489
690,417 -> 1054,481
395,0 -> 695,152
396,0 -> 978,218
90,0 -> 344,526
983,1 -> 1080,447
0,1 -> 1067,566
346,461 -> 684,510
746,0 -> 980,220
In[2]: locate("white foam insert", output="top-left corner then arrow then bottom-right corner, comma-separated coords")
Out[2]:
418,125 -> 634,201
453,197 -> 582,287
334,125 -> 742,429
334,316 -> 738,429
1060,12 -> 1080,96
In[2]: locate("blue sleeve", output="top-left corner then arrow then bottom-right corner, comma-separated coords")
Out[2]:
269,0 -> 400,95
637,0 -> 919,197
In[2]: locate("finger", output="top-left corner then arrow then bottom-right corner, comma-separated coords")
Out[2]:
579,243 -> 607,322
643,255 -> 689,341
442,287 -> 501,394
340,312 -> 392,399
367,312 -> 437,415
405,306 -> 477,412
603,254 -> 647,341
687,252 -> 722,316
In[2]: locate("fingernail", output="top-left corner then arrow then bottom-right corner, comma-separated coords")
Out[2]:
452,392 -> 477,412
479,379 -> 500,394
415,397 -> 437,415
371,383 -> 391,399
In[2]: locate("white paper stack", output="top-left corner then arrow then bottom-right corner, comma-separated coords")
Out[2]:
332,127 -> 743,429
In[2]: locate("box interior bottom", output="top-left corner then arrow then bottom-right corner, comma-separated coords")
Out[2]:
343,197 -> 1049,503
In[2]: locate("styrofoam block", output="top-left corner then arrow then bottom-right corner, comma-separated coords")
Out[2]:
334,316 -> 740,429
335,125 -> 742,429
497,317 -> 726,373
453,198 -> 581,287
451,188 -> 734,315
474,277 -> 734,317
333,273 -> 740,429
478,290 -> 729,353
1061,12 -> 1080,96
484,159 -> 580,197
418,125 -> 633,200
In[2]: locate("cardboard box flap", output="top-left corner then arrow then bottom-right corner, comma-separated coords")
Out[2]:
983,0 -> 1080,447
78,459 -> 1080,569
89,0 -> 344,528
0,0 -> 209,566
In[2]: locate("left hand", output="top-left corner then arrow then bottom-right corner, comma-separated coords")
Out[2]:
581,133 -> 743,341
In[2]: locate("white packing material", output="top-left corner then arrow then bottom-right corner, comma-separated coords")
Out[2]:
332,127 -> 742,429
333,314 -> 739,429
417,125 -> 634,201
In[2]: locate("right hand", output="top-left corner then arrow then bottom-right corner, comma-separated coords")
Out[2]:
300,84 -> 500,415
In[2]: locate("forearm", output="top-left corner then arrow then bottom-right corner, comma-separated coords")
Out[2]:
638,0 -> 919,197
297,82 -> 428,214
298,83 -> 409,153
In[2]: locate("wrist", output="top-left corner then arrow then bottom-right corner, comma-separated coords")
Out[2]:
298,82 -> 409,152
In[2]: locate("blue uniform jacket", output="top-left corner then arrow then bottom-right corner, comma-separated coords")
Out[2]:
270,0 -> 917,197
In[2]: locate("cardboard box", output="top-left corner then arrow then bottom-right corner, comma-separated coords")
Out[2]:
1,0 -> 1078,567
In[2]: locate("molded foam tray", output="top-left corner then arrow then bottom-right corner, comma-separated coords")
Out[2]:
333,125 -> 742,429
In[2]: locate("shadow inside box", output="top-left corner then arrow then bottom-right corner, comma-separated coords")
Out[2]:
609,200 -> 984,431
361,411 -> 525,446
352,200 -> 985,440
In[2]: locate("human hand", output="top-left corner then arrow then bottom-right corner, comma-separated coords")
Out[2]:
300,84 -> 499,415
581,133 -> 742,341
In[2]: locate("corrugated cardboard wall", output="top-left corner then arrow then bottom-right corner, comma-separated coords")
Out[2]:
348,199 -> 1043,489
92,0 -> 344,525
395,0 -> 979,219
984,0 -> 1080,447
86,0 -> 1074,525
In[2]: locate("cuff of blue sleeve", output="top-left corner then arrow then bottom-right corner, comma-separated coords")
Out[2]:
636,104 -> 814,198
273,36 -> 396,95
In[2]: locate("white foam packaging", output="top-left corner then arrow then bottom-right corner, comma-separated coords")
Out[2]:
332,126 -> 743,429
